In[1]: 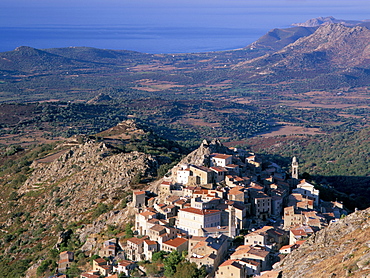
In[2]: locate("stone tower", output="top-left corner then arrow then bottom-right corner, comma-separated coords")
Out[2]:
292,156 -> 299,180
228,205 -> 236,238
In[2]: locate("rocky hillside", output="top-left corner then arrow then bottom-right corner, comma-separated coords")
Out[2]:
0,120 -> 187,277
238,23 -> 370,70
248,26 -> 317,52
292,16 -> 368,27
275,207 -> 370,277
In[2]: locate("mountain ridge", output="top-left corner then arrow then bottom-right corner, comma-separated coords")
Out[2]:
236,23 -> 370,70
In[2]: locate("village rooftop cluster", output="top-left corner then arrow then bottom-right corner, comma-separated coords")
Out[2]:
57,141 -> 347,278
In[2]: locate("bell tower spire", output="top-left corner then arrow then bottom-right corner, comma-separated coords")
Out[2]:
292,156 -> 299,180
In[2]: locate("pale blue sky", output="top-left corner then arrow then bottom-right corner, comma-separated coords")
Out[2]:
2,0 -> 369,27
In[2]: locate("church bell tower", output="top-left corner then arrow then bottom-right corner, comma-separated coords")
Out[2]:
292,156 -> 299,180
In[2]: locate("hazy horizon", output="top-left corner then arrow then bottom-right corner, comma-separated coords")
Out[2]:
1,0 -> 370,53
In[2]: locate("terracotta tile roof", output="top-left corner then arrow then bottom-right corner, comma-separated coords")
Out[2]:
180,207 -> 220,215
149,224 -> 166,232
290,229 -> 307,237
232,245 -> 269,258
99,265 -> 111,270
239,258 -> 260,266
209,166 -> 228,172
174,200 -> 186,206
81,273 -> 100,278
193,189 -> 210,195
163,237 -> 188,248
134,190 -> 145,195
295,240 -> 306,245
161,181 -> 172,185
190,165 -> 213,173
280,244 -> 294,250
231,245 -> 252,256
247,226 -> 274,236
93,258 -> 107,265
246,247 -> 270,258
127,237 -> 144,245
144,239 -> 158,246
139,211 -> 156,217
118,260 -> 135,267
193,241 -> 207,249
219,259 -> 243,269
228,188 -> 244,195
148,218 -> 160,224
167,196 -> 181,203
60,251 -> 73,255
226,164 -> 239,168
211,153 -> 233,159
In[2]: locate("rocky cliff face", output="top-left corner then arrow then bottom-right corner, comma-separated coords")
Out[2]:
275,207 -> 370,278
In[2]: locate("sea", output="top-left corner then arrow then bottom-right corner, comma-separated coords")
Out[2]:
1,1 -> 369,54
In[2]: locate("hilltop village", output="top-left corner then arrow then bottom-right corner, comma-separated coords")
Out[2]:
58,140 -> 347,278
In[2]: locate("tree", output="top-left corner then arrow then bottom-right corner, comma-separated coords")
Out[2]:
175,261 -> 200,278
152,250 -> 167,263
124,223 -> 134,239
66,262 -> 82,277
163,250 -> 182,278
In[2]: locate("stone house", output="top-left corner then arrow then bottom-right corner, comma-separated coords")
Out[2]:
227,186 -> 247,204
133,191 -> 146,209
283,206 -> 303,230
126,237 -> 144,261
80,271 -> 100,278
177,207 -> 221,236
58,251 -> 74,273
92,258 -> 112,276
271,195 -> 284,217
99,239 -> 117,258
113,260 -> 136,277
244,226 -> 275,249
223,202 -> 249,230
289,226 -> 314,245
292,179 -> 319,207
250,191 -> 272,220
160,181 -> 173,195
215,260 -> 246,278
147,224 -> 179,248
135,209 -> 158,235
244,226 -> 287,251
225,175 -> 243,187
189,234 -> 228,275
210,153 -> 233,167
162,237 -> 189,254
225,164 -> 240,176
143,239 -> 159,260
188,165 -> 214,186
210,166 -> 228,183
230,245 -> 271,271
238,258 -> 261,276
177,164 -> 191,185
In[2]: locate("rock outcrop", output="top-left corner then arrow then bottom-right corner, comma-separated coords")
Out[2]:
178,139 -> 232,166
16,138 -> 158,248
274,207 -> 370,278
237,23 -> 370,70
